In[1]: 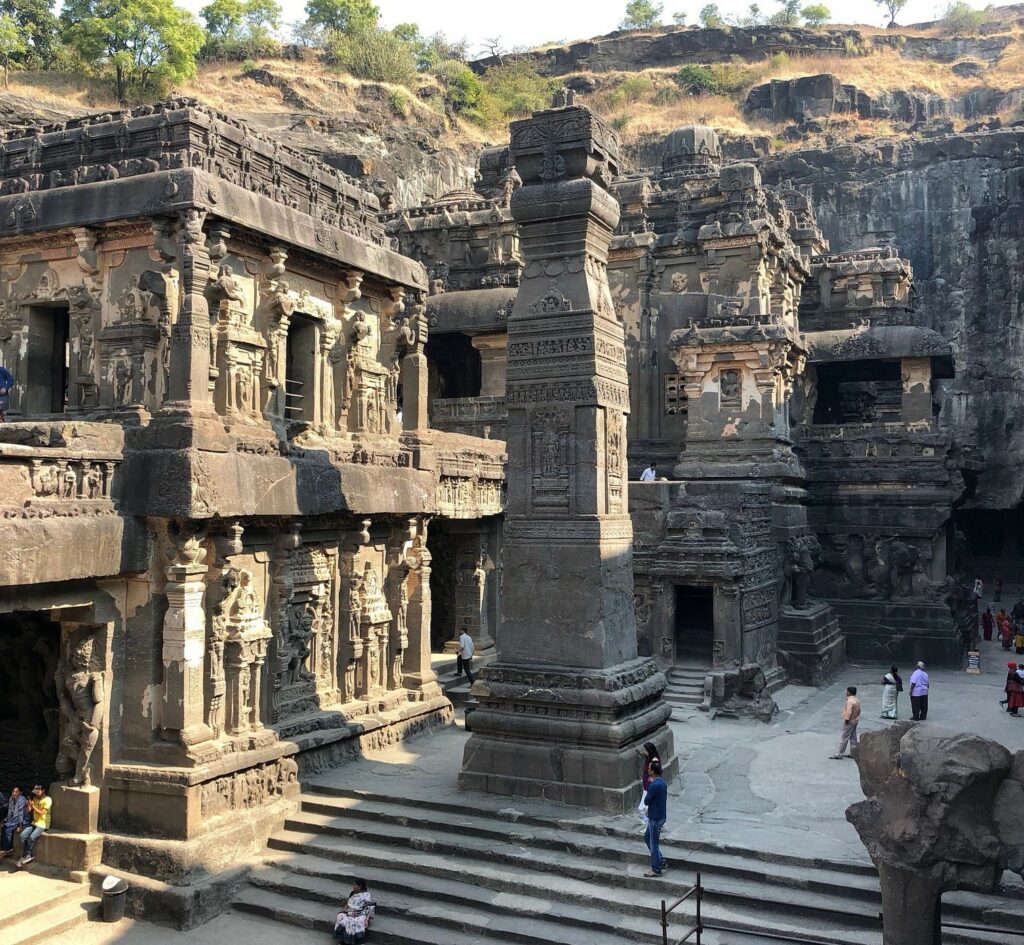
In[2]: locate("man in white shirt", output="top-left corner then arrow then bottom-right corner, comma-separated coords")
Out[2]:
640,462 -> 657,482
459,628 -> 476,685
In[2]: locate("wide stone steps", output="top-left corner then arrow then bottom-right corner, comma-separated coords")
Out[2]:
235,786 -> 1015,945
2,873 -> 100,945
664,667 -> 708,707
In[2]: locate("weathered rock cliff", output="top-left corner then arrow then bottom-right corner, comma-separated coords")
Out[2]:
761,129 -> 1024,508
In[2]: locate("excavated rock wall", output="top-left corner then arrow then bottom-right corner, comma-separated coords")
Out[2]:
761,129 -> 1024,509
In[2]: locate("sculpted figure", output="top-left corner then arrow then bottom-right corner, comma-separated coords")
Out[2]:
500,166 -> 522,207
670,271 -> 688,293
54,631 -> 105,787
84,465 -> 103,499
114,360 -> 131,406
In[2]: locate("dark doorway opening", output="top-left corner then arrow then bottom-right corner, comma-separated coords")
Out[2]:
674,585 -> 714,666
955,507 -> 1024,581
0,613 -> 60,790
285,314 -> 317,424
427,523 -> 456,652
426,332 -> 481,401
812,360 -> 902,425
26,304 -> 70,415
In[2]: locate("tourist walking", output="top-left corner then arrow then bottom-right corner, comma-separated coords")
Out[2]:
972,577 -> 984,608
1002,618 -> 1015,650
0,786 -> 28,859
640,462 -> 657,482
880,666 -> 902,719
642,760 -> 668,877
831,686 -> 861,758
458,627 -> 476,685
994,577 -> 1003,603
909,662 -> 930,721
16,785 -> 50,867
982,607 -> 994,642
1004,662 -> 1024,717
334,878 -> 376,943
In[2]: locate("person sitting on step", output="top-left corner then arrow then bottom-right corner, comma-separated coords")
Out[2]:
334,877 -> 376,944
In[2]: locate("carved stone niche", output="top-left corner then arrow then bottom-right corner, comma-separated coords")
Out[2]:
213,319 -> 267,424
98,326 -> 160,412
355,560 -> 392,700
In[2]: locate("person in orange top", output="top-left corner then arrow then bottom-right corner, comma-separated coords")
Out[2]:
830,686 -> 861,760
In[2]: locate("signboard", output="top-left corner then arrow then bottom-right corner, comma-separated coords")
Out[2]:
966,651 -> 981,675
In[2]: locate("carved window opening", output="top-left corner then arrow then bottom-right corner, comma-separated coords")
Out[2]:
718,369 -> 741,411
285,313 -> 317,424
812,359 -> 901,425
26,303 -> 70,415
664,373 -> 687,417
674,585 -> 714,668
0,611 -> 61,787
426,332 -> 481,402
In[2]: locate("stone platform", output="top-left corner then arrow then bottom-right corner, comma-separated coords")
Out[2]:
778,602 -> 846,686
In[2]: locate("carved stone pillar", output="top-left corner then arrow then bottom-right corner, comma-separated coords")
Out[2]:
401,518 -> 441,700
401,297 -> 429,430
472,333 -> 508,398
459,101 -> 674,811
165,209 -> 213,409
162,534 -> 212,748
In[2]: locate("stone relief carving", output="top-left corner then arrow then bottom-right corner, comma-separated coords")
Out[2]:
54,627 -> 105,787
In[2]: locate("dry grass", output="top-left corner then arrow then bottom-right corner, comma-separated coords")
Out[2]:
7,71 -> 118,111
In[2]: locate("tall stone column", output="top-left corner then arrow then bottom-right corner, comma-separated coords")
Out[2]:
402,517 -> 442,700
401,296 -> 429,430
459,101 -> 675,811
166,209 -> 213,408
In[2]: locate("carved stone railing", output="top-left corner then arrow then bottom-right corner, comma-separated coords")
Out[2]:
431,396 -> 507,440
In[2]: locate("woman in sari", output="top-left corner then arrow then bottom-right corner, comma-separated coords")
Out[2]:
334,878 -> 375,944
1000,613 -> 1014,650
982,607 -> 994,642
880,665 -> 902,719
1005,662 -> 1024,717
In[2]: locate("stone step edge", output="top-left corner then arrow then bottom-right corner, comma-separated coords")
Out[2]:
261,842 -> 886,932
2,880 -> 88,928
236,872 -> 880,945
301,782 -> 872,880
267,827 -> 888,920
4,895 -> 100,945
296,798 -> 880,888
250,863 -> 667,943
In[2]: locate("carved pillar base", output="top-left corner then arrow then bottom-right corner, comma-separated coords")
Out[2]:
458,658 -> 675,812
49,783 -> 100,834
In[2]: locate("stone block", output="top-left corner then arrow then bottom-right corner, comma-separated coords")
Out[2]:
37,831 -> 103,872
50,784 -> 100,834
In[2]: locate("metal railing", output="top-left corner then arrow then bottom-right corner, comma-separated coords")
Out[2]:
661,871 -> 702,945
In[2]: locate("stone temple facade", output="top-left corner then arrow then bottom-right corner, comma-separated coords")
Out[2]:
0,98 -> 504,921
0,91 -> 973,921
407,118 -> 970,697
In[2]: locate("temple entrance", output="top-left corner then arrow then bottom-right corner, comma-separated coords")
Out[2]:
674,585 -> 714,666
25,303 -> 70,415
955,507 -> 1024,582
0,613 -> 60,790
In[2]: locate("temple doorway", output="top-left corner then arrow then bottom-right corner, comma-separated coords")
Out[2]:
955,507 -> 1024,583
25,303 -> 70,415
674,585 -> 714,666
0,613 -> 60,790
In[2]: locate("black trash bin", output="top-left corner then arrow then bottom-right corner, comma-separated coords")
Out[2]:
100,875 -> 129,922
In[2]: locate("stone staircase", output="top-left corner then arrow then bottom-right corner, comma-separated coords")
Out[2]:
232,783 -> 1018,945
663,664 -> 710,711
0,869 -> 101,945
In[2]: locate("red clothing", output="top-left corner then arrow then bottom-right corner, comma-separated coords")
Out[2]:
1006,671 -> 1024,710
982,611 -> 994,641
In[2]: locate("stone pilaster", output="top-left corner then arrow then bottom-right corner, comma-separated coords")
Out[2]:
167,209 -> 213,408
401,296 -> 429,430
458,101 -> 674,812
161,533 -> 213,750
402,517 -> 442,700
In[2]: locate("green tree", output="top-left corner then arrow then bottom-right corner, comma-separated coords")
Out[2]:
671,11 -> 687,23
1,0 -> 59,67
699,3 -> 723,27
874,0 -> 907,28
201,0 -> 245,39
62,0 -> 205,103
243,0 -> 280,39
801,3 -> 829,25
747,3 -> 764,23
328,23 -> 416,84
432,59 -> 483,114
304,0 -> 377,34
0,12 -> 26,87
479,58 -> 556,123
771,0 -> 802,24
621,0 -> 663,29
941,1 -> 988,34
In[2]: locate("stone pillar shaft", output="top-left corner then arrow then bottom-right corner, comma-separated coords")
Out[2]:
162,561 -> 211,746
166,210 -> 213,408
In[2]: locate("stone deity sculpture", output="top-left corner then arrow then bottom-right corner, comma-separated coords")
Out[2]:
54,630 -> 105,787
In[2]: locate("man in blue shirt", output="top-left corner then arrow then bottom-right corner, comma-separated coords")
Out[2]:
644,761 -> 668,877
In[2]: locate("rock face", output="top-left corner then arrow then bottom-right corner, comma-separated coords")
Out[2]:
761,129 -> 1024,510
848,723 -> 1019,945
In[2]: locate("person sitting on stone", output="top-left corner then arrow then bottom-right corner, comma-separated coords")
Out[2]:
16,784 -> 51,867
0,785 -> 28,859
334,878 -> 375,944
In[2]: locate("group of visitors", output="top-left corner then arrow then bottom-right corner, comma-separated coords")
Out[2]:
0,784 -> 51,867
981,602 -> 1024,653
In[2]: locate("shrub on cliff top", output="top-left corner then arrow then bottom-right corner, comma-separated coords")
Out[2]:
941,2 -> 990,36
675,64 -> 720,94
621,0 -> 663,30
327,23 -> 416,85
